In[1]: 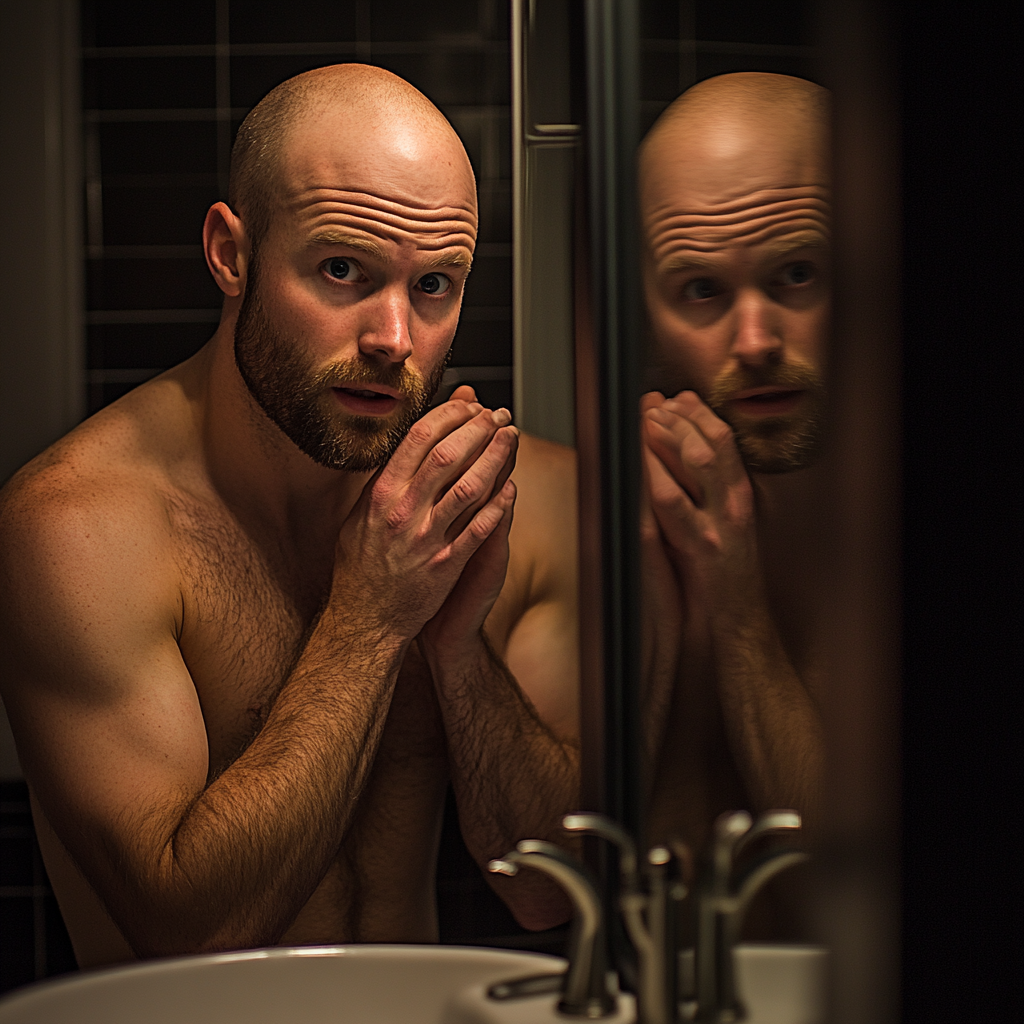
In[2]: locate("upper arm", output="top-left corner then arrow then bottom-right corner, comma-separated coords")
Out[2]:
486,434 -> 579,741
0,472 -> 209,892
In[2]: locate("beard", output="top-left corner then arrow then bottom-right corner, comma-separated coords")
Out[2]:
233,264 -> 447,472
706,360 -> 827,474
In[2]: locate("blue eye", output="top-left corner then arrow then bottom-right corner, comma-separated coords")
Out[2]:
418,273 -> 451,296
682,278 -> 718,301
326,257 -> 358,281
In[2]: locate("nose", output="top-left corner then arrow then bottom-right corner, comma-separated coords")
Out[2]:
729,288 -> 782,367
357,286 -> 414,363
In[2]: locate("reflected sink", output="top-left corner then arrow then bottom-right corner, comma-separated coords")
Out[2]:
678,944 -> 828,1024
0,945 -> 565,1024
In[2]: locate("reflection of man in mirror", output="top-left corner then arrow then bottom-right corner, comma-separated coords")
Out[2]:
638,73 -> 828,864
0,65 -> 577,968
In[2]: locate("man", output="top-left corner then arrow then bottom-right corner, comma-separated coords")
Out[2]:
637,72 -> 829,864
0,64 -> 578,968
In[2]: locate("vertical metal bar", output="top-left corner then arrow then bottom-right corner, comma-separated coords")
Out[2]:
511,0 -> 527,428
582,0 -> 642,839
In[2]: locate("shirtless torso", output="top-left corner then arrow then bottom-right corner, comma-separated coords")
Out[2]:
0,65 -> 581,969
3,349 -> 577,968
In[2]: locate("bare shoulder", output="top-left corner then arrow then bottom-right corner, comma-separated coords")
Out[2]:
0,380 -> 197,690
509,432 -> 577,558
488,432 -> 577,650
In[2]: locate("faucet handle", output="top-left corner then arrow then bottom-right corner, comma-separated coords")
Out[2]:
711,811 -> 753,892
734,810 -> 801,860
489,840 -> 616,1018
562,812 -> 640,889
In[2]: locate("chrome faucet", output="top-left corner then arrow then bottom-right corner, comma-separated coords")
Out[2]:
489,839 -> 617,1018
690,810 -> 807,1023
563,814 -> 687,1024
486,809 -> 807,1023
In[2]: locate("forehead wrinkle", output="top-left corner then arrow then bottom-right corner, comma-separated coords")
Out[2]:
648,197 -> 829,266
658,231 -> 828,276
653,218 -> 829,265
294,187 -> 477,221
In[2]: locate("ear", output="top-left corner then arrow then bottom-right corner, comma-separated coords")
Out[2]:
203,202 -> 250,298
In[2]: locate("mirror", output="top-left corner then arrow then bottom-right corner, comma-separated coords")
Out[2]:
0,2 -> 899,1015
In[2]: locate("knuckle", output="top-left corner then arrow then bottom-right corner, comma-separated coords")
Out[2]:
428,441 -> 458,472
687,443 -> 716,471
707,421 -> 734,446
452,475 -> 481,506
405,420 -> 435,448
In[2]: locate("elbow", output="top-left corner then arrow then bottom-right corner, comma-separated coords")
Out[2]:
489,875 -> 574,933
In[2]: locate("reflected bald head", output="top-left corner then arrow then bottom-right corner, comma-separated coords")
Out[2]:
228,63 -> 475,250
640,72 -> 829,218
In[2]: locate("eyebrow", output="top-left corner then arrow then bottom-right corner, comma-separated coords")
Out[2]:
760,233 -> 831,260
659,253 -> 720,275
422,250 -> 474,271
308,231 -> 388,261
306,230 -> 472,271
659,234 -> 830,276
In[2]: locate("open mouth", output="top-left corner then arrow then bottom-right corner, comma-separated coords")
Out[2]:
332,386 -> 402,416
728,388 -> 805,416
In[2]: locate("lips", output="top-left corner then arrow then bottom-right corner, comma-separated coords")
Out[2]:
331,384 -> 402,416
727,387 -> 806,416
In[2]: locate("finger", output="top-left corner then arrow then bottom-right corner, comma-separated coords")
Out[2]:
434,425 -> 519,537
446,478 -> 517,565
450,384 -> 478,403
408,407 -> 515,511
380,398 -> 488,487
640,390 -> 668,414
643,442 -> 700,550
660,392 -> 747,489
643,408 -> 711,507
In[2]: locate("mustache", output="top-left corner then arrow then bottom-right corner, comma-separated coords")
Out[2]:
309,358 -> 428,397
706,361 -> 824,408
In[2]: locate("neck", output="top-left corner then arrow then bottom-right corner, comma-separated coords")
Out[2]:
195,312 -> 373,545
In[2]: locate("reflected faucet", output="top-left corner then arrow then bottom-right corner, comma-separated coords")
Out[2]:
690,811 -> 807,1023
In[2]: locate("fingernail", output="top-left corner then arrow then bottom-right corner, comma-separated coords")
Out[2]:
492,408 -> 512,427
648,406 -> 671,422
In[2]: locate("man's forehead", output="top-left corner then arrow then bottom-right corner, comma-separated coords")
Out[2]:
644,177 -> 830,267
281,107 -> 477,210
290,188 -> 478,255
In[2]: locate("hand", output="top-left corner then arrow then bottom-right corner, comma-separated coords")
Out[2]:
330,387 -> 519,643
641,390 -> 763,616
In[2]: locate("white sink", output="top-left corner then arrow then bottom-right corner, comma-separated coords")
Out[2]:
0,942 -> 825,1024
0,945 -> 565,1024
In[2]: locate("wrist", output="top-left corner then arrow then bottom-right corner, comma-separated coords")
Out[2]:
419,626 -> 489,681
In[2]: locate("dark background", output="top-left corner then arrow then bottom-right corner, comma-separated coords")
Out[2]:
898,1 -> 1022,1020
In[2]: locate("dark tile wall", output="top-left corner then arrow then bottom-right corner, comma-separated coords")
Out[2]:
81,0 -> 513,412
639,0 -> 816,136
0,781 -> 76,996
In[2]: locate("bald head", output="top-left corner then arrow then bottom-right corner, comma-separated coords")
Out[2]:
639,74 -> 832,473
229,64 -> 476,250
640,73 -> 828,232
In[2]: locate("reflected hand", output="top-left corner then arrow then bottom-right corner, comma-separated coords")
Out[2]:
641,390 -> 763,616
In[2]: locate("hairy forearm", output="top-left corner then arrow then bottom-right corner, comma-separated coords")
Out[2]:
711,603 -> 825,820
422,633 -> 579,930
111,614 -> 407,956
